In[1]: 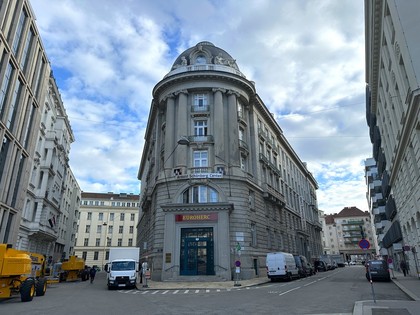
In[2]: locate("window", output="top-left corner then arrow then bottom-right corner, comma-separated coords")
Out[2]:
240,154 -> 247,171
85,225 -> 90,233
82,252 -> 87,260
129,226 -> 134,233
239,126 -> 245,141
194,93 -> 207,108
107,238 -> 111,247
108,225 -> 113,234
251,223 -> 257,247
119,226 -> 123,233
128,238 -> 133,246
194,120 -> 207,136
98,212 -> 103,220
87,212 -> 92,220
84,238 -> 89,246
182,185 -> 218,203
110,213 -> 114,221
195,55 -> 206,64
193,150 -> 208,171
95,201 -> 99,206
95,238 -> 100,246
118,238 -> 122,246
120,213 -> 125,221
94,251 -> 99,260
130,213 -> 135,221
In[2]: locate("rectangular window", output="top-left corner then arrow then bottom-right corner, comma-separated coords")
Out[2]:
251,223 -> 257,247
108,225 -> 113,234
98,212 -> 103,220
130,213 -> 135,221
0,61 -> 14,113
87,212 -> 92,220
120,213 -> 124,221
107,238 -> 111,247
110,213 -> 114,221
12,9 -> 27,55
119,226 -> 123,233
128,238 -> 133,246
93,251 -> 99,260
194,120 -> 207,136
84,238 -> 89,246
6,79 -> 22,130
194,94 -> 207,106
82,252 -> 87,260
129,226 -> 134,233
117,239 -> 122,246
97,225 -> 102,233
95,238 -> 100,246
193,150 -> 208,168
85,225 -> 90,233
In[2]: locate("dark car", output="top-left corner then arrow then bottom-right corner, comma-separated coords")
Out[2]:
365,260 -> 391,282
314,260 -> 327,272
294,255 -> 309,277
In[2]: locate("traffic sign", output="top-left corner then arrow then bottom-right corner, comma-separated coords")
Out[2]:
358,239 -> 370,250
235,260 -> 241,267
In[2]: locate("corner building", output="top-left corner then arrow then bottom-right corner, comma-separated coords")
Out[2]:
138,42 -> 322,281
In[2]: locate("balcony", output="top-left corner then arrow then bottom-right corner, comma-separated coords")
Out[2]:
342,220 -> 364,226
373,205 -> 386,216
191,105 -> 210,113
262,183 -> 285,207
385,195 -> 397,220
187,135 -> 214,144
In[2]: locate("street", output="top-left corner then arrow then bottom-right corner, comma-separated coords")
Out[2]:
0,266 -> 411,315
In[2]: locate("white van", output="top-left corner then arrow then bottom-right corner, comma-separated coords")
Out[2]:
266,252 -> 300,281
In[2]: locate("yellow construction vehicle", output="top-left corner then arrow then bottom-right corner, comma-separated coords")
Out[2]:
28,252 -> 48,295
58,255 -> 85,282
0,244 -> 36,302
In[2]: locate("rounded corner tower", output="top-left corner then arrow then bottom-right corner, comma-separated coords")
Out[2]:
138,41 -> 321,283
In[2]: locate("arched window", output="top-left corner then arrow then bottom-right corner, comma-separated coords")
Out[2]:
182,185 -> 218,203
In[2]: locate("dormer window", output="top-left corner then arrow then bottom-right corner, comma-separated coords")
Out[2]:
196,55 -> 206,64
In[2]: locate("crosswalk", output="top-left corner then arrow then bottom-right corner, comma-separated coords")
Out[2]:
117,286 -> 257,295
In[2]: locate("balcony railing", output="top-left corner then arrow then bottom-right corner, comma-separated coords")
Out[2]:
191,105 -> 210,113
188,135 -> 214,143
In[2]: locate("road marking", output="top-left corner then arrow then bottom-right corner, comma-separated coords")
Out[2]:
173,290 -> 179,294
161,290 -> 169,294
184,290 -> 189,294
195,290 -> 200,293
141,291 -> 148,294
279,286 -> 300,296
151,290 -> 159,294
206,289 -> 210,293
303,280 -> 317,287
216,289 -> 220,292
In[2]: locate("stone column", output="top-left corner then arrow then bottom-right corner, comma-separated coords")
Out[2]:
213,88 -> 225,163
175,90 -> 189,170
164,94 -> 175,169
227,90 -> 240,169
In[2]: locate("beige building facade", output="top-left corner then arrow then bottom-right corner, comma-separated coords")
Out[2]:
365,0 -> 420,274
75,192 -> 139,269
0,0 -> 51,245
138,42 -> 322,281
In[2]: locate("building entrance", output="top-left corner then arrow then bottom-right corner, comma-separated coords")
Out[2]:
180,227 -> 214,275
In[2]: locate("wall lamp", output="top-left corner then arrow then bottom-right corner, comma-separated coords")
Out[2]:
164,136 -> 190,199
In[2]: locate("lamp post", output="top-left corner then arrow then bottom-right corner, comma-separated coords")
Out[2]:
163,136 -> 190,198
102,222 -> 108,271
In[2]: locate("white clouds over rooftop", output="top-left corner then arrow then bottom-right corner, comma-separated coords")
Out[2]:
31,0 -> 368,214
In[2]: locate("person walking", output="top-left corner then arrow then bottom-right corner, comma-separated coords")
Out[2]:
89,267 -> 97,283
400,260 -> 408,276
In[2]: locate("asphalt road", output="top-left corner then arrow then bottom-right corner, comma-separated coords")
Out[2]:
0,266 -> 410,315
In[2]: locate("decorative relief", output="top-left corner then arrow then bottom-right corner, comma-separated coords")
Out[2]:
174,89 -> 189,96
212,88 -> 226,94
394,42 -> 400,60
227,90 -> 241,97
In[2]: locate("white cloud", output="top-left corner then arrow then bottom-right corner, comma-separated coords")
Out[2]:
31,0 -> 368,213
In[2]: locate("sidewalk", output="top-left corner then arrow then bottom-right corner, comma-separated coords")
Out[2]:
353,270 -> 420,315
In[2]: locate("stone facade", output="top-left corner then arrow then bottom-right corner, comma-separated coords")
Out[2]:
138,42 -> 322,281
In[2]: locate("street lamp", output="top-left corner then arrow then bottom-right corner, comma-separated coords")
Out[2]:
102,222 -> 108,271
163,136 -> 190,198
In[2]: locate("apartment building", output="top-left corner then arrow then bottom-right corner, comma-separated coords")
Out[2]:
75,192 -> 140,269
138,41 -> 322,281
365,0 -> 420,273
320,207 -> 377,260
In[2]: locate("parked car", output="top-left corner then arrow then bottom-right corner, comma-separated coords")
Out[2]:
365,260 -> 391,282
293,255 -> 307,278
306,262 -> 316,275
266,252 -> 300,281
314,260 -> 328,272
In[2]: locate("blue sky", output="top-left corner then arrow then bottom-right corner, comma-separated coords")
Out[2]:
30,0 -> 368,214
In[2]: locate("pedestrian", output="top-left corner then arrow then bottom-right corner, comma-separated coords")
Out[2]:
89,267 -> 97,283
400,260 -> 408,276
